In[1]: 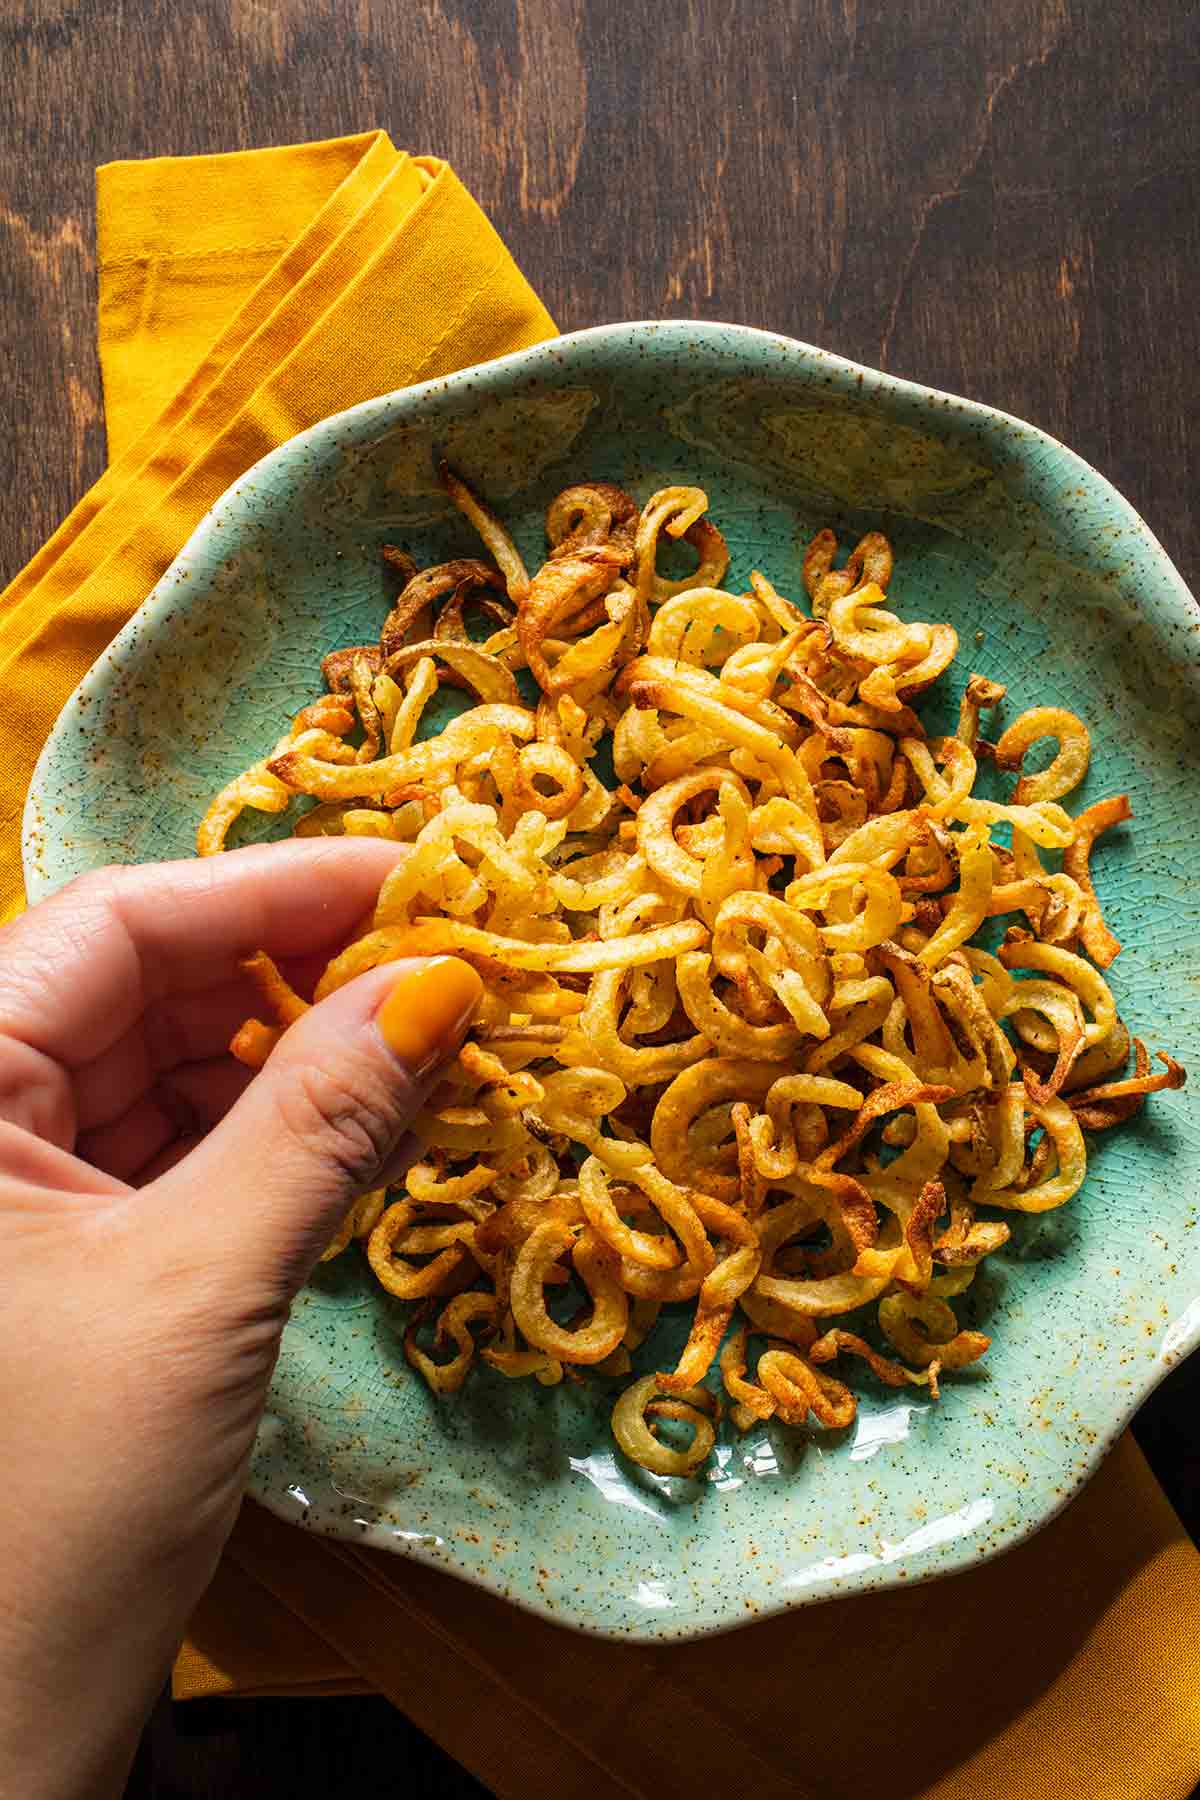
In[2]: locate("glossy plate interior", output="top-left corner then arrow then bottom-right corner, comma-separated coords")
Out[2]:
24,322 -> 1200,1640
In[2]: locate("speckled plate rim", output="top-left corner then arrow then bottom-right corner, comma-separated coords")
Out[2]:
23,320 -> 1200,1639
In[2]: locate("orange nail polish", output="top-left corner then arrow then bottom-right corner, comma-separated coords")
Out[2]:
376,957 -> 482,1074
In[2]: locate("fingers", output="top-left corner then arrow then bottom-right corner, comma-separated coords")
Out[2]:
77,1059 -> 254,1182
147,958 -> 481,1296
0,840 -> 405,1070
0,1120 -> 130,1197
104,839 -> 404,992
73,979 -> 262,1133
71,1029 -> 152,1136
0,1036 -> 75,1147
77,1095 -> 176,1184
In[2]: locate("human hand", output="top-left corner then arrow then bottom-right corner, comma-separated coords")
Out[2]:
0,841 -> 481,1799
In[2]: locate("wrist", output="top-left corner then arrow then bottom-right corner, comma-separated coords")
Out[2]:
0,1501 -> 231,1800
0,1614 -> 169,1800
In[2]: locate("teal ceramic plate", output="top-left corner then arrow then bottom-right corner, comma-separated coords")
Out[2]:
23,323 -> 1200,1641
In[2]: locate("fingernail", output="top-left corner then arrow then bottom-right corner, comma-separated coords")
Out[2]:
376,957 -> 482,1075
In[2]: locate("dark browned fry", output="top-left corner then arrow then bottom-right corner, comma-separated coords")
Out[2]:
1069,1039 -> 1186,1129
546,482 -> 639,559
517,545 -> 627,695
380,544 -> 418,585
381,560 -> 503,662
802,527 -> 839,600
1062,794 -> 1133,966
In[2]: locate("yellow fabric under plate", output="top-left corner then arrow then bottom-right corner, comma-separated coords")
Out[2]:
2,130 -> 1197,1800
177,1437 -> 1200,1800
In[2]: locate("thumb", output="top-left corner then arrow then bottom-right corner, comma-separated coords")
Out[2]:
152,956 -> 481,1290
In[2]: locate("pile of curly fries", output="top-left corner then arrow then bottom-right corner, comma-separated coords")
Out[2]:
198,467 -> 1185,1478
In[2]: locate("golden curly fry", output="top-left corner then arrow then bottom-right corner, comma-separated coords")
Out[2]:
1061,794 -> 1133,967
612,1372 -> 719,1475
993,705 -> 1091,806
206,482 -> 1185,1480
321,1187 -> 389,1263
511,1220 -> 628,1364
197,705 -> 356,855
438,463 -> 529,602
405,1292 -> 500,1395
878,1292 -> 989,1370
757,1347 -> 857,1428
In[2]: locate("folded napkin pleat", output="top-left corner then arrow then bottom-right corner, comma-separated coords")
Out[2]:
3,129 -> 1197,1800
0,131 -> 552,921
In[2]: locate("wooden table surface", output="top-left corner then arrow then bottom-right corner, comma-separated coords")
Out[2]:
3,1 -> 1198,1795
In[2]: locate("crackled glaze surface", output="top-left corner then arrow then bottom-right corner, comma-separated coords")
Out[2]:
23,322 -> 1200,1640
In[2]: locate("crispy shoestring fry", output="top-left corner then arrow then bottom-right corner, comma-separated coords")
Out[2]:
197,706 -> 355,854
511,1220 -> 629,1363
202,483 -> 1185,1478
757,1347 -> 857,1428
993,707 -> 1090,805
878,1292 -> 989,1370
404,1292 -> 499,1395
438,462 -> 530,602
321,1187 -> 388,1263
1068,1038 -> 1186,1130
1062,794 -> 1132,967
809,1327 -> 940,1393
612,1373 -> 719,1475
955,674 -> 1006,751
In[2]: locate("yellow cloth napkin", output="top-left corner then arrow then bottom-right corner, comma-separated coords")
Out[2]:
0,130 -> 552,921
2,130 -> 1197,1800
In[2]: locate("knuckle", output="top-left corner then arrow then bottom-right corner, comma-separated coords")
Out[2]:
47,868 -> 129,960
0,870 -> 128,1019
59,865 -> 125,912
275,1056 -> 401,1190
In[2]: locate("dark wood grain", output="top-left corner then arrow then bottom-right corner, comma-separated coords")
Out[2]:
3,0 -> 1198,589
2,1 -> 1198,1795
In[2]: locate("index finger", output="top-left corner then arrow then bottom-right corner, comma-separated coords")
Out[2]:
0,839 -> 405,1067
